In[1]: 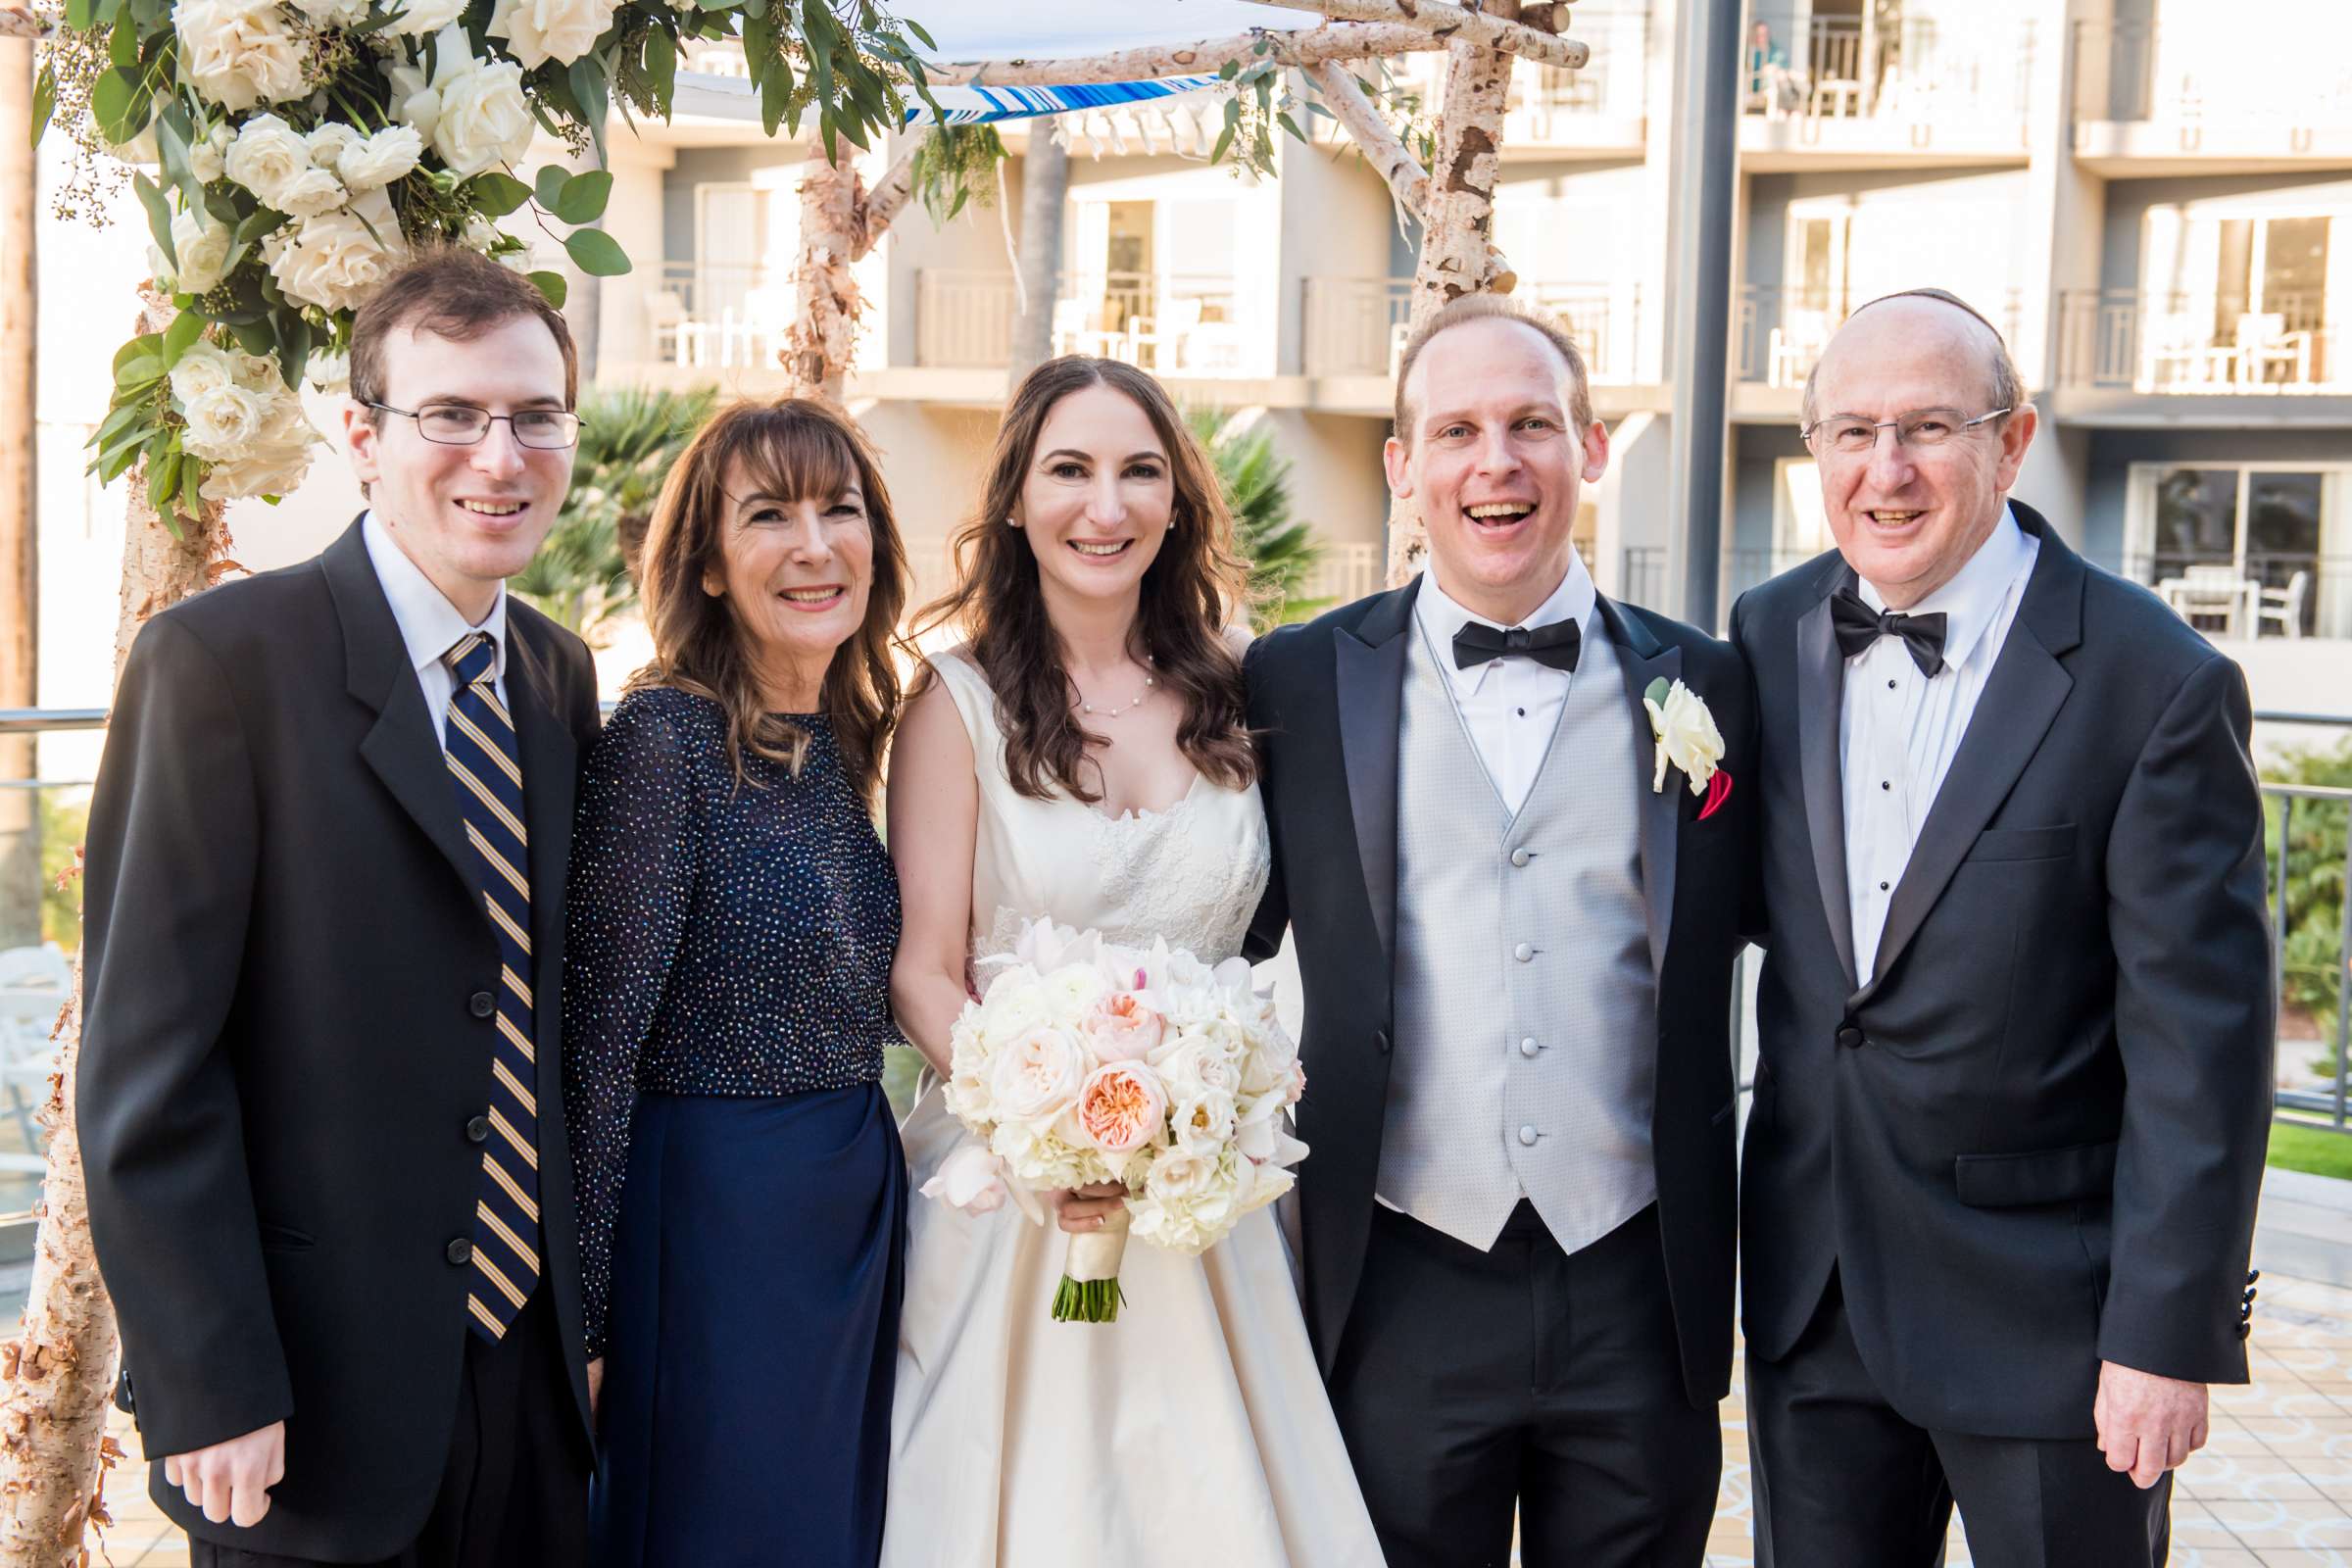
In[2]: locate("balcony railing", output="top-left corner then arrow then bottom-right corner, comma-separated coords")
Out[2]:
915,270 -> 1266,376
1297,542 -> 1383,609
1740,17 -> 2033,133
1379,12 -> 1649,144
642,261 -> 792,370
2071,20 -> 2352,131
1735,285 -> 2023,390
1301,277 -> 1642,384
2057,290 -> 2345,394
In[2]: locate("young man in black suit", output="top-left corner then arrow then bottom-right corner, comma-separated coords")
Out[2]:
1731,288 -> 2275,1565
1248,294 -> 1752,1566
79,248 -> 604,1565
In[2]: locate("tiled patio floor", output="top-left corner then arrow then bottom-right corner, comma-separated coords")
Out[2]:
82,1268 -> 2352,1567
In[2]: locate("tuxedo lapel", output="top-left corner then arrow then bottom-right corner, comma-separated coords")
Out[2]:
1335,582 -> 1418,975
1796,558 -> 1860,992
1857,507 -> 2082,1004
323,518 -> 479,905
1597,598 -> 1681,982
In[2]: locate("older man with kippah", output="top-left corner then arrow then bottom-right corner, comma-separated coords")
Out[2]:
1731,288 -> 2276,1565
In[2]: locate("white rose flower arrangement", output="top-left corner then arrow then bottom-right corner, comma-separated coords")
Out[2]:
925,918 -> 1310,1323
44,0 -> 932,525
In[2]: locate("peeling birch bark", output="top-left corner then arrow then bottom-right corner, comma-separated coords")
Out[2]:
783,145 -> 864,402
0,285 -> 229,1568
1249,0 -> 1585,70
928,23 -> 1444,87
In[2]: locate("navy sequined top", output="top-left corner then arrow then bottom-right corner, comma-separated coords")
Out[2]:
562,686 -> 903,1355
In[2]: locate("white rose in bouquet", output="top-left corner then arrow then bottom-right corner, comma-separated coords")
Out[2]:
188,124 -> 232,183
387,0 -> 467,35
987,1026 -> 1088,1127
290,0 -> 369,25
389,29 -> 534,178
159,209 -> 233,295
268,192 -> 403,313
169,341 -> 236,404
336,126 -> 424,192
305,350 -> 351,394
178,381 -> 270,461
228,116 -> 346,218
175,0 -> 308,112
303,122 -> 361,175
488,0 -> 623,71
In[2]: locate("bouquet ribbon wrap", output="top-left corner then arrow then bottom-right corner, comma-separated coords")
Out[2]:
1054,1209 -> 1130,1322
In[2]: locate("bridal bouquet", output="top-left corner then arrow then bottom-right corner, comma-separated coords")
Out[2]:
921,919 -> 1308,1323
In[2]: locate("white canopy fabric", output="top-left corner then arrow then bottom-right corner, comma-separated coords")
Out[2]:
894,1 -> 1330,65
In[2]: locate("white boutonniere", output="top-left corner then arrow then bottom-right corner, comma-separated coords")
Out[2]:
1643,678 -> 1733,818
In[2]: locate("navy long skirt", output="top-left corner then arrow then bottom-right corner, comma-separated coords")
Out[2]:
590,1084 -> 906,1568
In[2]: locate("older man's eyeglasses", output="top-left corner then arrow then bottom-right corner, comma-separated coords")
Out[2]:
368,403 -> 582,450
1800,407 -> 2010,457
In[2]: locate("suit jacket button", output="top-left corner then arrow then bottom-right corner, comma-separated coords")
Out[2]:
468,991 -> 496,1018
1836,1025 -> 1865,1050
465,1115 -> 491,1144
1374,1030 -> 1391,1054
1509,848 -> 1531,868
2238,1321 -> 2252,1340
2248,1268 -> 2262,1285
446,1238 -> 473,1265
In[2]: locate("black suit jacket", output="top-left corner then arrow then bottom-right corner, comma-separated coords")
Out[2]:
1246,579 -> 1754,1407
1729,503 -> 2275,1440
78,518 -> 603,1560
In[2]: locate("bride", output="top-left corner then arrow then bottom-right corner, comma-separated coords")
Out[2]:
882,358 -> 1382,1565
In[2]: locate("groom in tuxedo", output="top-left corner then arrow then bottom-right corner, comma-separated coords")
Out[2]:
1247,293 -> 1751,1566
1730,289 -> 2274,1564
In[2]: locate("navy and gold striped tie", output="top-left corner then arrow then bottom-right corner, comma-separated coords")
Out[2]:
443,631 -> 541,1341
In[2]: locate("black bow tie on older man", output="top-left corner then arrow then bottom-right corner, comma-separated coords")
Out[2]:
1452,617 -> 1582,673
1830,586 -> 1948,676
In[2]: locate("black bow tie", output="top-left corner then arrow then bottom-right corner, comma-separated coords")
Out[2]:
1452,617 -> 1581,673
1831,587 -> 1947,676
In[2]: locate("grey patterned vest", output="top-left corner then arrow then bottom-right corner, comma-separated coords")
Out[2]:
1378,612 -> 1659,1253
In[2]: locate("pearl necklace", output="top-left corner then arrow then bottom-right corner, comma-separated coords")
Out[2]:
1077,661 -> 1156,719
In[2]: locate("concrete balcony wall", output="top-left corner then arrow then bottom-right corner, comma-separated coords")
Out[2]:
2073,2 -> 2352,174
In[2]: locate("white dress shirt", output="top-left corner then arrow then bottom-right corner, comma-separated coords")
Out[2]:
1841,506 -> 2039,982
1413,554 -> 1598,815
362,511 -> 510,747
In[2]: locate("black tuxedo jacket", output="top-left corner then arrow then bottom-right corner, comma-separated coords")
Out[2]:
78,518 -> 602,1559
1729,503 -> 2275,1440
1245,579 -> 1754,1407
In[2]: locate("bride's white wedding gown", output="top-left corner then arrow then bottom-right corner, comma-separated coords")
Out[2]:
883,650 -> 1383,1567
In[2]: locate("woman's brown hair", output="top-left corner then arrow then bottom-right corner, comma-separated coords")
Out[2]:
632,398 -> 907,803
908,357 -> 1254,804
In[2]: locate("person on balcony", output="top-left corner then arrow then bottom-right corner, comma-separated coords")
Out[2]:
78,248 -> 604,1565
1746,21 -> 1801,118
1731,287 -> 2275,1566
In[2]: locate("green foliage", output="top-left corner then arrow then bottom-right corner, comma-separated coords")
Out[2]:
39,789 -> 89,952
510,383 -> 717,641
2269,1118 -> 2352,1180
1188,409 -> 1326,632
2267,742 -> 2350,1046
51,0 -> 934,510
908,123 -> 1004,227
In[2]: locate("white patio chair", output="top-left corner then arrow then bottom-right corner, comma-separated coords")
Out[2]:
2140,313 -> 2233,389
1125,296 -> 1204,371
2258,570 -> 2311,638
1768,309 -> 1833,388
2234,314 -> 2313,388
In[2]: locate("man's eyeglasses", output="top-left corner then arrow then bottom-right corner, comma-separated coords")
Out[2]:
368,403 -> 582,450
1800,407 -> 2010,457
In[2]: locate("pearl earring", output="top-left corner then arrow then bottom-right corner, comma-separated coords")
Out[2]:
1005,516 -> 1021,529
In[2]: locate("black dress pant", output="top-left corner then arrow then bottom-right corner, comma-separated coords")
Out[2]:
1326,1200 -> 1720,1568
1748,1272 -> 2171,1568
188,1284 -> 588,1568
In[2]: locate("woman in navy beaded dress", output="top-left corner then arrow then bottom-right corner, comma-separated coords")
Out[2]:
563,398 -> 910,1567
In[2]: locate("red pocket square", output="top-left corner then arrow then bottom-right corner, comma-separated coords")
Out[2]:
1697,768 -> 1734,822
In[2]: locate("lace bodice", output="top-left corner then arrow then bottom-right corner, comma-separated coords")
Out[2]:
927,651 -> 1269,966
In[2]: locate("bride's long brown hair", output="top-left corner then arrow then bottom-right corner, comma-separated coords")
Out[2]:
906,358 -> 1255,804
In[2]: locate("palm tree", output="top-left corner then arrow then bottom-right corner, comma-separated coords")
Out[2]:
1188,409 -> 1328,630
512,384 -> 718,643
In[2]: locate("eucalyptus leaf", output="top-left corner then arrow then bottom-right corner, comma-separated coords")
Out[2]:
533,164 -> 569,213
568,57 -> 609,160
469,172 -> 534,217
178,460 -> 205,530
146,448 -> 181,515
644,29 -> 676,110
90,70 -> 138,142
230,318 -> 274,357
132,172 -> 176,269
64,0 -> 93,32
107,15 -> 137,72
161,308 -> 204,367
527,270 -> 568,309
563,227 -> 630,277
29,66 -> 54,150
554,170 -> 611,225
277,312 -> 312,390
